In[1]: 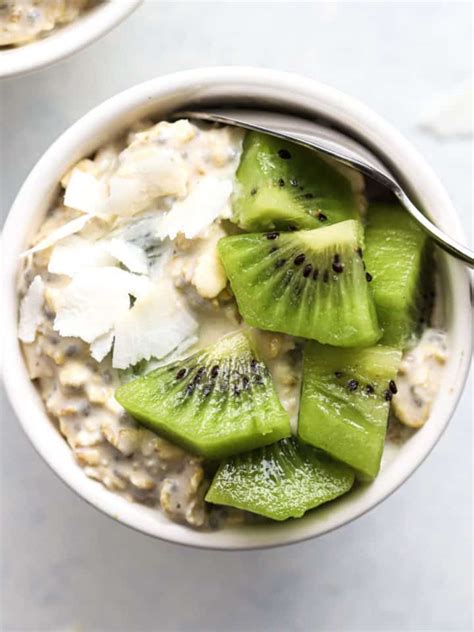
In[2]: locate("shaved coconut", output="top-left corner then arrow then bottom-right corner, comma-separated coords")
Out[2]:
118,146 -> 187,196
49,235 -> 115,277
100,175 -> 149,217
112,279 -> 198,369
21,215 -> 91,257
18,275 -> 45,343
98,147 -> 188,217
90,330 -> 115,362
105,238 -> 148,275
53,267 -> 151,343
64,168 -> 108,214
158,176 -> 233,240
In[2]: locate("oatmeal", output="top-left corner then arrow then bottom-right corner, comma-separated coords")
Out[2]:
18,119 -> 445,527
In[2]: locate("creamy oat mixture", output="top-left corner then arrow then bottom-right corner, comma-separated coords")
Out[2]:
17,119 -> 447,529
0,0 -> 94,46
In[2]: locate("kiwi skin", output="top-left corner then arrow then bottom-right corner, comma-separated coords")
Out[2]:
115,331 -> 291,460
218,220 -> 381,348
233,131 -> 360,232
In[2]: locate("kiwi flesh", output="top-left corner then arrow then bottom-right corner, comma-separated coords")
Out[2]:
218,219 -> 381,347
233,131 -> 360,231
298,342 -> 402,480
115,331 -> 291,459
364,203 -> 429,347
205,437 -> 355,521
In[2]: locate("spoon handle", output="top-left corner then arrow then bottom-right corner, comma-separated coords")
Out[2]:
393,189 -> 474,268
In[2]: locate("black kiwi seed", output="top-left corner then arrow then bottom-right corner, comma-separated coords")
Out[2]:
335,371 -> 344,378
254,374 -> 264,384
278,149 -> 292,159
365,384 -> 375,395
304,193 -> 314,200
288,225 -> 298,231
312,268 -> 319,280
303,264 -> 313,278
193,367 -> 206,384
323,270 -> 329,283
347,379 -> 359,391
332,254 -> 344,274
250,188 -> 257,196
384,389 -> 393,402
202,385 -> 212,397
269,246 -> 278,254
211,365 -> 219,378
176,368 -> 187,380
366,272 -> 373,282
242,376 -> 250,390
294,253 -> 306,266
278,178 -> 285,187
275,258 -> 286,269
266,231 -> 280,240
250,359 -> 259,372
356,247 -> 363,258
389,380 -> 398,394
186,383 -> 195,396
233,385 -> 241,396
318,212 -> 327,222
290,179 -> 298,187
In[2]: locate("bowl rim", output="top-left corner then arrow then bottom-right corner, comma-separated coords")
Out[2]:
0,0 -> 142,79
2,66 -> 472,550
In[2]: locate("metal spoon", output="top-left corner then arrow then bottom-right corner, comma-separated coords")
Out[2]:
176,108 -> 473,268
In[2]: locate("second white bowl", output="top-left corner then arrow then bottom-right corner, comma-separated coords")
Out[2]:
0,0 -> 142,79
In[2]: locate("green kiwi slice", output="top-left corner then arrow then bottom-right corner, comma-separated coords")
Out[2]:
205,437 -> 354,521
298,342 -> 402,480
233,131 -> 360,231
218,219 -> 381,347
364,203 -> 429,347
115,331 -> 291,459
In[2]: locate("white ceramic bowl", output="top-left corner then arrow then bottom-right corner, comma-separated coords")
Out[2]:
0,0 -> 142,79
2,67 -> 472,549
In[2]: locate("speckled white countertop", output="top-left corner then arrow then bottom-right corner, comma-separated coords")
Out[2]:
1,2 -> 472,630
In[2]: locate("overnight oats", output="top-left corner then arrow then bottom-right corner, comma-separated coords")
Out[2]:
17,118 -> 447,529
0,1 -> 96,47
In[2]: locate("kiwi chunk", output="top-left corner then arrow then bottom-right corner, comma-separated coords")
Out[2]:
233,131 -> 360,231
115,331 -> 291,459
298,342 -> 402,479
218,219 -> 381,347
205,437 -> 354,521
364,203 -> 429,347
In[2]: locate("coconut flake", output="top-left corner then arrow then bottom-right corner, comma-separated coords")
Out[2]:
18,275 -> 45,343
21,215 -> 91,257
53,267 -> 151,343
104,238 -> 148,275
158,176 -> 233,240
48,235 -> 115,277
112,279 -> 198,369
98,146 -> 188,217
64,168 -> 108,215
90,329 -> 115,362
118,146 -> 187,196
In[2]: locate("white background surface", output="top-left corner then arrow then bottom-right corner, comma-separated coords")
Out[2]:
1,2 -> 472,630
